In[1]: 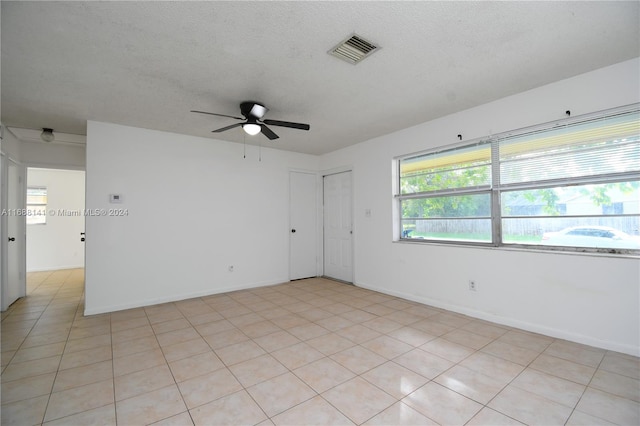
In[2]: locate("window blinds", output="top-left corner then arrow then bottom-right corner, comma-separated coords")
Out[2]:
499,110 -> 640,186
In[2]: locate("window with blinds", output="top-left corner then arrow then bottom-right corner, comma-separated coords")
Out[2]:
499,111 -> 639,185
397,105 -> 640,253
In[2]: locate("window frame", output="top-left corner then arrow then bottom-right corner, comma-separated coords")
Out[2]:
395,104 -> 640,255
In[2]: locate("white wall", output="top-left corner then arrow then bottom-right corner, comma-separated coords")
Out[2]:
1,126 -> 22,161
21,141 -> 85,170
84,121 -> 319,314
26,168 -> 85,272
320,58 -> 640,356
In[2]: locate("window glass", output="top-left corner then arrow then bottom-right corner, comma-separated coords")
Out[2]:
400,143 -> 491,194
397,105 -> 640,253
401,194 -> 492,242
500,114 -> 639,184
401,218 -> 492,243
26,186 -> 47,225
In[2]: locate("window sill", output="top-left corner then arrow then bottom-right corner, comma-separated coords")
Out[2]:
393,239 -> 640,260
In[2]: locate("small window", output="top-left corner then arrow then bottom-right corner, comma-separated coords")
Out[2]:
26,186 -> 47,225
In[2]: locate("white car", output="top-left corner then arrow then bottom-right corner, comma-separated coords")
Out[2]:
541,226 -> 640,249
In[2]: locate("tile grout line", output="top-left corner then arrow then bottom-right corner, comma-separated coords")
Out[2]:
142,301 -> 192,426
108,294 -> 117,426
563,349 -> 608,426
12,271 -> 76,425
6,271 -> 56,425
1,271 -> 53,372
47,271 -> 90,425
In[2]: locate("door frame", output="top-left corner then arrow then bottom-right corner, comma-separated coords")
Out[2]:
1,154 -> 27,310
321,166 -> 354,283
25,167 -> 87,273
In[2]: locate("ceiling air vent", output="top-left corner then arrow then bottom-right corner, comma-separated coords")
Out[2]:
329,34 -> 379,64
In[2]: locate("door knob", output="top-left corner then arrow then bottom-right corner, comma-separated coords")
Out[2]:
8,237 -> 15,242
291,229 -> 296,233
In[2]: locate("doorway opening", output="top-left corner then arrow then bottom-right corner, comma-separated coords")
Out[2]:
26,168 -> 86,277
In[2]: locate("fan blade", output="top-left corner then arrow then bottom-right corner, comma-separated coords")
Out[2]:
260,124 -> 279,140
191,110 -> 244,120
262,119 -> 310,131
212,123 -> 243,133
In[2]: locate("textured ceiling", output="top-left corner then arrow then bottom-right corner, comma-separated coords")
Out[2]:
2,1 -> 639,155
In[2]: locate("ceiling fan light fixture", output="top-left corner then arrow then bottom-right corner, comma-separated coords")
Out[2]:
243,123 -> 261,136
192,101 -> 309,141
41,128 -> 55,142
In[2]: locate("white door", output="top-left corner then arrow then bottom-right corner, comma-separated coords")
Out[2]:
323,171 -> 353,282
3,160 -> 26,309
290,171 -> 317,280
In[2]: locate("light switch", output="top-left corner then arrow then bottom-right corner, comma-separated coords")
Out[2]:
109,194 -> 123,204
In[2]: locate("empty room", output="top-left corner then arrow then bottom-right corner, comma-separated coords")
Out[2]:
1,1 -> 639,425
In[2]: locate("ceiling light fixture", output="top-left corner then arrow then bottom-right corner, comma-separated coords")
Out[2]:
243,123 -> 261,136
41,128 -> 55,142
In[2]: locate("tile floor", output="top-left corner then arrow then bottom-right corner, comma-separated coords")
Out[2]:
1,268 -> 639,425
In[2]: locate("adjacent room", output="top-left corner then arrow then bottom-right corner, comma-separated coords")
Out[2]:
1,2 -> 639,425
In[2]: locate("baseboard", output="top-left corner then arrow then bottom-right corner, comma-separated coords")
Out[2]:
356,281 -> 640,357
27,264 -> 84,273
84,277 -> 289,316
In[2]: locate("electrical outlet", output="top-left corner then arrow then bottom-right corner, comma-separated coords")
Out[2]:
228,265 -> 234,272
469,280 -> 477,291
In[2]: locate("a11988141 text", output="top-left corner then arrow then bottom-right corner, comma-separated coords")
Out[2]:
1,209 -> 129,217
